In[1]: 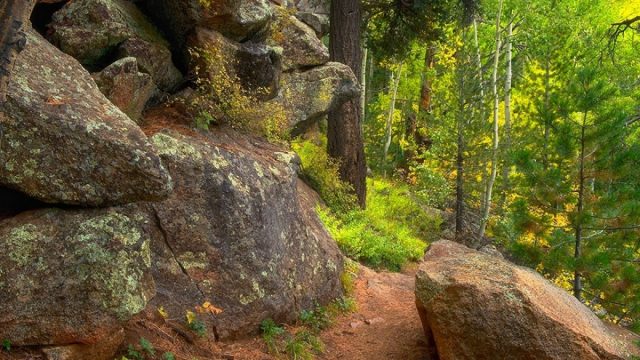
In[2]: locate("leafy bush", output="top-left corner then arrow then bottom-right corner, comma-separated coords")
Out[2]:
292,138 -> 358,212
186,46 -> 289,142
318,178 -> 441,271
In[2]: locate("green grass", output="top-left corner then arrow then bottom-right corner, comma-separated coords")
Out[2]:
318,178 -> 441,271
293,138 -> 442,271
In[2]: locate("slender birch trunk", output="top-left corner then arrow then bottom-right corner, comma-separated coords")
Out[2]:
478,0 -> 504,240
383,62 -> 403,164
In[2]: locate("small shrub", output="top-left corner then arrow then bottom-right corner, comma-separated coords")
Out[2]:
2,339 -> 10,352
163,352 -> 176,360
139,338 -> 155,357
126,345 -> 143,360
261,318 -> 285,354
186,310 -> 208,337
186,47 -> 289,142
299,305 -> 331,332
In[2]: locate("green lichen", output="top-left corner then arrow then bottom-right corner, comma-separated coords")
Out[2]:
5,224 -> 41,267
152,133 -> 203,162
177,251 -> 208,270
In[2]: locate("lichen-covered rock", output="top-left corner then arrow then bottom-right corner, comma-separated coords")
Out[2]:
274,62 -> 360,133
93,57 -> 157,122
0,206 -> 154,355
48,0 -> 182,91
147,128 -> 344,339
142,0 -> 272,48
295,12 -> 329,38
415,240 -> 640,360
266,7 -> 328,71
191,27 -> 281,99
294,0 -> 330,14
0,31 -> 173,206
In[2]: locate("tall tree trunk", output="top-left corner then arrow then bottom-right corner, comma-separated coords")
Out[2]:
361,46 -> 368,124
420,45 -> 436,112
474,17 -> 490,213
501,20 -> 513,209
574,112 -> 587,300
328,0 -> 367,208
0,0 -> 35,104
542,53 -> 551,170
383,62 -> 403,166
478,0 -> 504,240
455,28 -> 468,239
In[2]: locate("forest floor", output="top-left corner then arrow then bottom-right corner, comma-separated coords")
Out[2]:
214,265 -> 429,360
1,264 -> 429,360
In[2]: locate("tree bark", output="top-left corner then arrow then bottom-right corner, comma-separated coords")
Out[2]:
328,0 -> 367,208
419,45 -> 436,112
478,0 -> 503,240
501,20 -> 513,208
0,0 -> 35,104
574,112 -> 587,300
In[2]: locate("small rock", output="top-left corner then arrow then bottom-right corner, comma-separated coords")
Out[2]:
349,320 -> 364,329
365,317 -> 385,325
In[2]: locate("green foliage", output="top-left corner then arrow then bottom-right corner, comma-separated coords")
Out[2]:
162,352 -> 176,360
318,178 -> 440,271
261,318 -> 285,354
2,339 -> 10,352
300,304 -> 332,332
126,345 -> 143,360
188,318 -> 207,338
292,138 -> 358,212
185,47 -> 289,142
139,338 -> 155,357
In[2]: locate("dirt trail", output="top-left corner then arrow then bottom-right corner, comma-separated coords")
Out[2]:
217,265 -> 429,360
317,266 -> 429,360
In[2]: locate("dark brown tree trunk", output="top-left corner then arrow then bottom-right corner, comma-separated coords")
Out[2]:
328,0 -> 367,208
419,45 -> 436,112
0,0 -> 34,104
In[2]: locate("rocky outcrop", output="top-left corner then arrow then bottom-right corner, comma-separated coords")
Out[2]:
415,240 -> 640,360
0,30 -> 172,206
142,0 -> 272,48
266,7 -> 328,71
48,0 -> 182,91
146,127 -> 344,339
92,57 -> 157,122
274,62 -> 360,133
0,206 -> 154,356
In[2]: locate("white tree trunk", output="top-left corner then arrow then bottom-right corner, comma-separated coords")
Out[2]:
478,0 -> 504,240
383,62 -> 403,164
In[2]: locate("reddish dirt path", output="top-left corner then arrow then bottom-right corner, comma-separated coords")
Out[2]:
216,265 -> 429,360
317,266 -> 429,360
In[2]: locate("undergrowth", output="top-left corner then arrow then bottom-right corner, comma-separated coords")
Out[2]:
294,137 -> 440,271
185,46 -> 289,143
261,297 -> 355,360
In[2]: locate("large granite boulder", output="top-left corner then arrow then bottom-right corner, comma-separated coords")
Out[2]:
274,62 -> 360,133
146,128 -> 344,339
0,31 -> 172,206
48,0 -> 182,91
415,240 -> 640,360
266,7 -> 328,71
0,206 -> 155,358
142,0 -> 272,48
92,57 -> 157,122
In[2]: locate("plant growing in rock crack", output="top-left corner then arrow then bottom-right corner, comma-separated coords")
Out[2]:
185,46 -> 289,143
2,339 -> 10,352
186,310 -> 208,337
